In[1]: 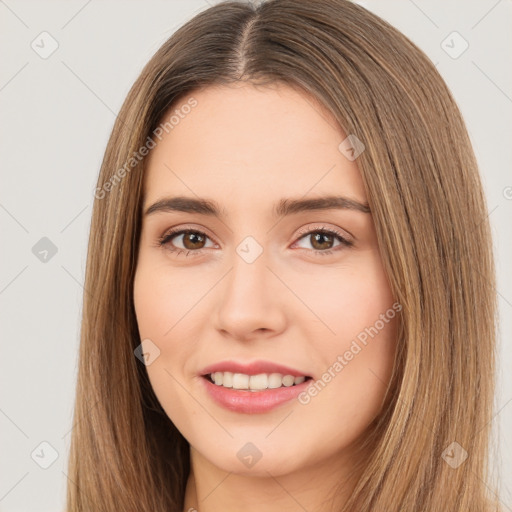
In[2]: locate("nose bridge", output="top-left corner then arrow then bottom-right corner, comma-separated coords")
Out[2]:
214,236 -> 285,338
225,239 -> 270,308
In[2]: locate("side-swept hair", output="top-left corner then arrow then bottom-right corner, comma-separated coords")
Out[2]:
66,1 -> 499,510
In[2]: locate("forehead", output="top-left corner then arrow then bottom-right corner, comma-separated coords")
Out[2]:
143,82 -> 367,208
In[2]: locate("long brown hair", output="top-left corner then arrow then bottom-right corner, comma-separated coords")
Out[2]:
66,1 -> 500,510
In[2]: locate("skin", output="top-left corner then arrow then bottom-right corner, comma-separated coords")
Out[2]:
133,82 -> 398,512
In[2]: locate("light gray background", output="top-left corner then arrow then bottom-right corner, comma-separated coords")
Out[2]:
0,1 -> 510,510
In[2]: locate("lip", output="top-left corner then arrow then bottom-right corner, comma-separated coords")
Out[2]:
198,359 -> 313,414
199,360 -> 310,378
200,374 -> 312,414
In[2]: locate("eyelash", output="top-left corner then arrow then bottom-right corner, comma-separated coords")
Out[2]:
155,225 -> 353,258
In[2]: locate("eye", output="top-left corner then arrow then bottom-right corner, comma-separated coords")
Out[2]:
156,228 -> 216,257
292,226 -> 353,256
156,224 -> 353,258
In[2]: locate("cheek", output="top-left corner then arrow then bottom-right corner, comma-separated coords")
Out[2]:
132,258 -> 218,414
133,265 -> 202,382
133,257 -> 212,342
286,249 -> 396,346
292,312 -> 397,465
290,252 -> 398,435
133,264 -> 203,435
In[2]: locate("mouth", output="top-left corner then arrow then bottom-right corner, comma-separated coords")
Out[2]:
202,372 -> 313,392
200,371 -> 313,414
198,360 -> 314,413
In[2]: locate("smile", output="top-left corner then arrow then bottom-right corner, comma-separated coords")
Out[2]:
200,373 -> 313,414
206,371 -> 308,390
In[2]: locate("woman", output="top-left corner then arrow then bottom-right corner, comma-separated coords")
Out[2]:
66,1 -> 500,510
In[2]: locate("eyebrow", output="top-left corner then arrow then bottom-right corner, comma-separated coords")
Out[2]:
144,195 -> 371,218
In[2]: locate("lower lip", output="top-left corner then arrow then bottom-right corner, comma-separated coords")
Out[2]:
201,376 -> 312,414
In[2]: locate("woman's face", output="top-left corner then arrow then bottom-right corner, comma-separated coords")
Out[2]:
133,82 -> 398,478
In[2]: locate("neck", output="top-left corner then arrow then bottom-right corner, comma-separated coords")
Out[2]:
183,445 -> 361,512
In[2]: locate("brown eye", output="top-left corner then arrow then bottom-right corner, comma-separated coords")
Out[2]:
294,228 -> 352,254
309,232 -> 335,250
158,229 -> 215,254
181,231 -> 207,250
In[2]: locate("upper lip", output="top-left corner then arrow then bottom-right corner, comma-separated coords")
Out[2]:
200,360 -> 310,378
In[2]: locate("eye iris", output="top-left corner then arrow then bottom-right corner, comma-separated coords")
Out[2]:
183,231 -> 206,250
171,230 -> 339,251
311,232 -> 334,250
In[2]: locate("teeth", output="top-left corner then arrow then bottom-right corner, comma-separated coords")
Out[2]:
232,373 -> 249,389
210,372 -> 308,391
282,375 -> 295,387
249,373 -> 268,390
268,373 -> 283,389
222,372 -> 233,388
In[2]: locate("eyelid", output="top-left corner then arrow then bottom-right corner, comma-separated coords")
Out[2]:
156,222 -> 354,255
158,223 -> 219,244
294,223 -> 354,244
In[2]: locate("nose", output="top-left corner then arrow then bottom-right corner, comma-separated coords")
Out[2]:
213,247 -> 287,342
